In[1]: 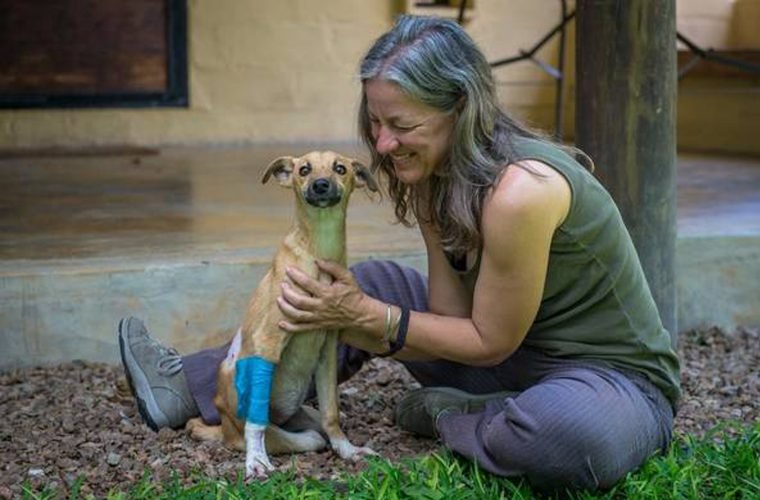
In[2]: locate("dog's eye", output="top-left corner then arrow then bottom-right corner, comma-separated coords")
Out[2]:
299,163 -> 311,176
333,163 -> 347,175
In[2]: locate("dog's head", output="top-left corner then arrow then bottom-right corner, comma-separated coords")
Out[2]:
262,151 -> 378,208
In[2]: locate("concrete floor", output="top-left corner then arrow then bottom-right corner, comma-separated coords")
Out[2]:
1,144 -> 758,369
677,153 -> 760,237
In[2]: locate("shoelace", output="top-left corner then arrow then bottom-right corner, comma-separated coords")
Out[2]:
156,346 -> 183,376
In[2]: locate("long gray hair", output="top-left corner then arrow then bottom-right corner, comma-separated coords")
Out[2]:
358,15 -> 584,255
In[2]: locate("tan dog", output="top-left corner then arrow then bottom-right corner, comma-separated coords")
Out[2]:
187,151 -> 378,478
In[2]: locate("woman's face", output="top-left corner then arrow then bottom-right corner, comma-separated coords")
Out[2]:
365,79 -> 456,185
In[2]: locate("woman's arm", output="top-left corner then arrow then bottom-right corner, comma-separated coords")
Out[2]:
399,160 -> 571,365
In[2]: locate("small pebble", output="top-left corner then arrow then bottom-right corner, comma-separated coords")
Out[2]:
157,427 -> 176,442
63,473 -> 80,487
106,452 -> 122,466
341,387 -> 359,396
28,467 -> 45,478
62,418 -> 76,433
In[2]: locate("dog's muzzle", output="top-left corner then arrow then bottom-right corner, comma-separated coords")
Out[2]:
305,178 -> 342,208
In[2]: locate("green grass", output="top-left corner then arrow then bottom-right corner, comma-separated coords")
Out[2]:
21,421 -> 759,499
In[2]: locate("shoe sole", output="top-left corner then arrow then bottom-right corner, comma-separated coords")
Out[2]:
118,317 -> 168,432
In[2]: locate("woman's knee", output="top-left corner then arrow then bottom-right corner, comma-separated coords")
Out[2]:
480,401 -> 623,490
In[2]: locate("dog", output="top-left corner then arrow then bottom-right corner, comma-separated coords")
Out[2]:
187,151 -> 379,478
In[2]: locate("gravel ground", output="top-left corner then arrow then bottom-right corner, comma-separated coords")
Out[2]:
1,326 -> 757,498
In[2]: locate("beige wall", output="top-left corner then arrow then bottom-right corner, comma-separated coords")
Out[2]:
0,0 -> 395,148
678,0 -> 760,49
0,0 -> 568,149
0,0 -> 758,155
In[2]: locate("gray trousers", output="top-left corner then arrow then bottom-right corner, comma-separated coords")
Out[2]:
183,260 -> 674,490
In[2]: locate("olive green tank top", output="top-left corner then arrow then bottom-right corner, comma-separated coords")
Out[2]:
459,137 -> 681,405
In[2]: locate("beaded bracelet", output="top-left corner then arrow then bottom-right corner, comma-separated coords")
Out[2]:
377,306 -> 410,358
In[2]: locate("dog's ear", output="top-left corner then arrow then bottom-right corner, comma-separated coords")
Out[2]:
262,156 -> 294,187
224,328 -> 243,367
351,160 -> 379,193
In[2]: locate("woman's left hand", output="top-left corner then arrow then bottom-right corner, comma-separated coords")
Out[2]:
276,259 -> 368,332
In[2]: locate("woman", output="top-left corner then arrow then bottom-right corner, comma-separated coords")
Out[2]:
119,15 -> 679,491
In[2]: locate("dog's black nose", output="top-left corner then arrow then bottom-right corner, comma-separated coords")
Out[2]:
305,177 -> 341,208
311,178 -> 331,195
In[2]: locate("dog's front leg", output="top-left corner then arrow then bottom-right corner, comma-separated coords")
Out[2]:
236,354 -> 278,479
244,421 -> 274,478
315,331 -> 378,461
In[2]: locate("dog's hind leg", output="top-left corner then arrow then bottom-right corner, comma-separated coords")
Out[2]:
265,425 -> 327,455
281,405 -> 323,434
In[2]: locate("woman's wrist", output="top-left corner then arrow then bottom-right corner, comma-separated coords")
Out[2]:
382,303 -> 402,343
355,295 -> 391,340
377,306 -> 410,358
350,295 -> 411,357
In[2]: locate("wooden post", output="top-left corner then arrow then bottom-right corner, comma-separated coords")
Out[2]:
575,0 -> 678,342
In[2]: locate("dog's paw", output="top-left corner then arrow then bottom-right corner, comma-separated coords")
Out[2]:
333,439 -> 379,462
244,422 -> 274,479
348,446 -> 379,462
185,417 -> 222,443
245,452 -> 275,480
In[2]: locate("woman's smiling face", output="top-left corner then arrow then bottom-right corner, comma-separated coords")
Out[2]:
365,79 -> 457,185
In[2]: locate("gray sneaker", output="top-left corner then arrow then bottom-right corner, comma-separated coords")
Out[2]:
395,386 -> 518,438
118,317 -> 199,431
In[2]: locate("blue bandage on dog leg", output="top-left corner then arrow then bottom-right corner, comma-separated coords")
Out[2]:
235,356 -> 275,425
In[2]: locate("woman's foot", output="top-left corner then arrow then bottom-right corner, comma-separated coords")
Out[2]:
395,386 -> 518,438
118,317 -> 199,430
